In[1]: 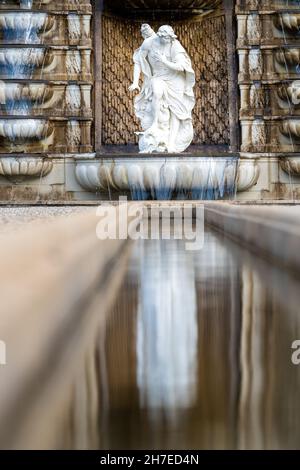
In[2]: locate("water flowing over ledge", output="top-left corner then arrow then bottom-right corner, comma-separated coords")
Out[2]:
75,155 -> 240,201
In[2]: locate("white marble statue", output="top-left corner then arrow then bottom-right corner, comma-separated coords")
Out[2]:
129,24 -> 195,154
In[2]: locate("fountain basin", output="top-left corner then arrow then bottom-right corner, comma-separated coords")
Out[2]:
0,1 -> 92,12
0,157 -> 53,181
0,47 -> 91,81
0,48 -> 45,68
75,155 -> 244,200
0,82 -> 92,117
0,119 -> 52,142
0,118 -> 92,153
0,12 -> 48,33
0,13 -> 91,47
0,83 -> 49,104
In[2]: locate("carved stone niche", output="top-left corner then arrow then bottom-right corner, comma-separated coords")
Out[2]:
0,83 -> 92,118
0,47 -> 92,81
240,81 -> 300,118
0,12 -> 92,47
0,118 -> 92,153
101,0 -> 230,149
0,1 -> 92,13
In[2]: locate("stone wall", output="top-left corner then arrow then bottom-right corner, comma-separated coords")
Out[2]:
1,1 -> 300,202
236,0 -> 300,200
0,0 -> 93,202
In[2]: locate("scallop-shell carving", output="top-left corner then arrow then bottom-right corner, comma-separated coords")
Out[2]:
281,120 -> 300,139
0,119 -> 52,142
237,160 -> 260,192
0,157 -> 53,180
75,158 -> 239,197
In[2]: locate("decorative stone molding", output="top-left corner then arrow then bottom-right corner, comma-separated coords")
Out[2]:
0,12 -> 92,47
0,83 -> 92,118
106,0 -> 223,17
237,0 -> 300,157
236,0 -> 300,13
240,81 -> 300,118
0,118 -> 92,153
0,157 -> 53,181
0,0 -> 93,165
0,1 -> 92,13
280,156 -> 300,176
0,47 -> 92,81
241,118 -> 300,153
238,47 -> 300,82
241,119 -> 267,153
237,159 -> 260,192
237,13 -> 300,47
75,156 -> 239,198
75,158 -> 101,192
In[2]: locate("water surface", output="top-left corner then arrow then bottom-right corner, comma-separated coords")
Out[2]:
85,227 -> 300,450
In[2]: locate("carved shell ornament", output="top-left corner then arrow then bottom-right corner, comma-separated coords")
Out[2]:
275,14 -> 300,32
277,81 -> 300,105
0,48 -> 45,67
0,12 -> 50,32
76,158 -> 238,195
0,119 -> 53,142
276,48 -> 300,67
289,81 -> 300,105
0,82 -> 52,105
281,120 -> 300,139
280,157 -> 300,176
0,157 -> 53,182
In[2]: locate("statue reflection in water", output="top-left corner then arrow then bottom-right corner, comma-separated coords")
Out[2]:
136,239 -> 198,421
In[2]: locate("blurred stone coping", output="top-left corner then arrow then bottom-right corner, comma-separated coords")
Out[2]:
0,205 -> 136,449
205,202 -> 300,275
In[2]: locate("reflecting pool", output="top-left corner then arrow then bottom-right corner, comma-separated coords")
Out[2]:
2,222 -> 300,450
62,227 -> 300,450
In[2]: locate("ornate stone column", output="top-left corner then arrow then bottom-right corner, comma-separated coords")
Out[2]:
223,0 -> 240,152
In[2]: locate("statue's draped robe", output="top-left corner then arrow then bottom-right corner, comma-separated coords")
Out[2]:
133,38 -> 195,153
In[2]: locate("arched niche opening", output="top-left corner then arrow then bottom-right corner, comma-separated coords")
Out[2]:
94,0 -> 238,154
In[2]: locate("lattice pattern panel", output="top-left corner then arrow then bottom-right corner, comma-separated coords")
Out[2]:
102,14 -> 229,146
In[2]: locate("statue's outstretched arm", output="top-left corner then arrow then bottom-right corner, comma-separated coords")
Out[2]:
129,62 -> 141,92
129,47 -> 149,92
